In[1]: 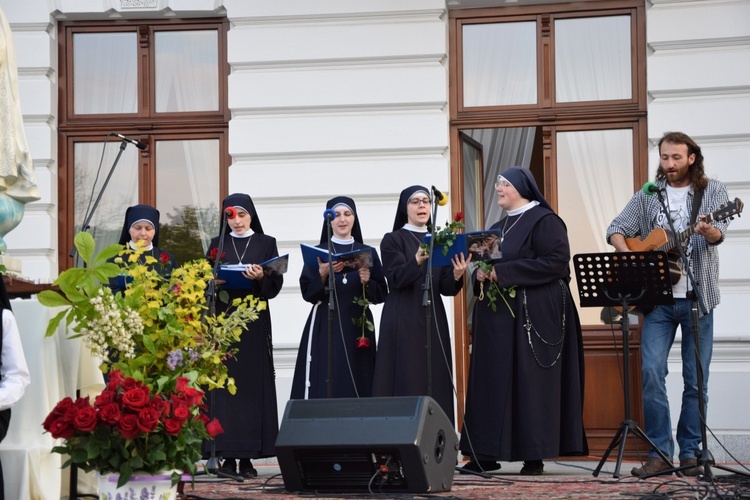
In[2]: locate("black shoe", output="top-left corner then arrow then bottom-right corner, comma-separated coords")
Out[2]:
216,460 -> 244,481
459,460 -> 501,474
520,460 -> 544,475
239,465 -> 257,479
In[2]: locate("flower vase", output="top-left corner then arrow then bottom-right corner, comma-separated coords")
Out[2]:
97,471 -> 178,500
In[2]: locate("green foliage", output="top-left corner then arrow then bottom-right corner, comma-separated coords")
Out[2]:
475,261 -> 517,316
40,231 -> 264,482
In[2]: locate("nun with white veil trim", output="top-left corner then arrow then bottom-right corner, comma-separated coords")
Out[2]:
291,196 -> 387,400
203,193 -> 283,480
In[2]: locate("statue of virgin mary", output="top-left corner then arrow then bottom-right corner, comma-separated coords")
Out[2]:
0,8 -> 41,252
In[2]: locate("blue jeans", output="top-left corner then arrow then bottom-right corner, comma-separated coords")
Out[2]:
641,299 -> 713,461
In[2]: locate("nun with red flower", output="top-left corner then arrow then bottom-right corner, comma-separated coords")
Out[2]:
110,204 -> 177,293
291,196 -> 388,400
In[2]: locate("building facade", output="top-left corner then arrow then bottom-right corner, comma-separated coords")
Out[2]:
3,0 -> 748,461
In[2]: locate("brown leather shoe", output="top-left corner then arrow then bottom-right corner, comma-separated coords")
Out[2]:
679,458 -> 702,477
631,457 -> 673,477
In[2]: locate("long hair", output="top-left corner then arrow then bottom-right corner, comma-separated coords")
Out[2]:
656,131 -> 708,190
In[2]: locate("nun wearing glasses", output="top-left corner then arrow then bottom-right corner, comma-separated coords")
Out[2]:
372,185 -> 470,425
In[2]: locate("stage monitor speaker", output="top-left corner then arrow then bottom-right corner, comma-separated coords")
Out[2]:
275,396 -> 458,493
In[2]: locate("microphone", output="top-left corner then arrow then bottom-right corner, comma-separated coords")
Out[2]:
111,132 -> 147,150
642,181 -> 665,196
224,207 -> 237,220
323,208 -> 336,221
432,186 -> 449,206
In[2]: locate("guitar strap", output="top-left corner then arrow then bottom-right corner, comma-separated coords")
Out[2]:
690,187 -> 704,225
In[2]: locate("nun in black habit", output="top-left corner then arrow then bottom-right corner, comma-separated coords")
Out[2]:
203,193 -> 283,480
291,196 -> 388,399
372,186 -> 470,424
459,167 -> 587,475
110,204 -> 177,293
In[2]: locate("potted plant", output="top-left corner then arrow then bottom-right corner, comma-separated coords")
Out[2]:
38,232 -> 264,492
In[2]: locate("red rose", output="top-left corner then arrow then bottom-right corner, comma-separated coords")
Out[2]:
100,402 -> 121,425
195,413 -> 209,425
173,405 -> 191,422
183,387 -> 203,406
171,283 -> 182,295
175,377 -> 189,393
47,418 -> 76,439
205,418 -> 224,437
454,212 -> 464,222
107,370 -> 124,390
356,337 -> 371,349
151,396 -> 169,417
94,390 -> 116,408
137,407 -> 160,432
118,414 -> 140,439
122,387 -> 150,411
43,398 -> 74,431
121,377 -> 143,391
164,417 -> 183,436
73,405 -> 98,432
160,252 -> 170,264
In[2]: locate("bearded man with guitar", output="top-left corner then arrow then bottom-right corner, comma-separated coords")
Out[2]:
606,131 -> 741,478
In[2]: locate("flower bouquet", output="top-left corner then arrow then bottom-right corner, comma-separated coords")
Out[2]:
38,232 -> 264,487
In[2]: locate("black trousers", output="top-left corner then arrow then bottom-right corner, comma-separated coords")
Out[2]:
0,409 -> 11,500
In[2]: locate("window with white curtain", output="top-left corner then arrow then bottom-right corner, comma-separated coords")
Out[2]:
449,0 -> 647,331
59,19 -> 229,269
555,16 -> 632,103
462,22 -> 537,107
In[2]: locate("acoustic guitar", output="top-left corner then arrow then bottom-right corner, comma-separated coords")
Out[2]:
624,197 -> 744,285
612,198 -> 743,317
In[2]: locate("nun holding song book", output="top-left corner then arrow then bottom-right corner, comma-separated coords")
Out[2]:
291,196 -> 388,399
372,185 -> 470,424
203,193 -> 283,480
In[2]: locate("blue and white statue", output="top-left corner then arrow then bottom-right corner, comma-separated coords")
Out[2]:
0,8 -> 40,252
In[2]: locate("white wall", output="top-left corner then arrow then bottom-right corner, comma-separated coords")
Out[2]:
647,0 -> 750,460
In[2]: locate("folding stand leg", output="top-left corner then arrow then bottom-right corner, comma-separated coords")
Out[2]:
592,298 -> 671,478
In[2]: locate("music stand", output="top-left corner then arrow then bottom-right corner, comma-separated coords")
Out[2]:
573,251 -> 674,478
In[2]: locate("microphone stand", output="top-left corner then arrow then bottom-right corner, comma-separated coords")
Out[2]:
642,190 -> 747,479
325,213 -> 335,398
203,212 -> 231,476
70,140 -> 129,263
422,195 -> 439,398
67,140 -> 128,498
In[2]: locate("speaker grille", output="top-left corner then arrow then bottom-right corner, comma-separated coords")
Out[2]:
294,449 -> 408,490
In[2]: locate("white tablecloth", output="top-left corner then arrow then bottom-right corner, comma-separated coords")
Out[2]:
0,298 -> 104,500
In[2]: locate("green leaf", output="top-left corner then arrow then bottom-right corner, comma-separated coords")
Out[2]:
93,243 -> 127,267
118,463 -> 133,488
44,310 -> 69,337
37,290 -> 72,308
74,232 -> 96,266
142,334 -> 156,355
93,262 -> 123,281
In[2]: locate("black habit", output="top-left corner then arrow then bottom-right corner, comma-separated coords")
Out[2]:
372,228 -> 463,424
203,231 -> 283,460
291,240 -> 387,399
459,206 -> 588,462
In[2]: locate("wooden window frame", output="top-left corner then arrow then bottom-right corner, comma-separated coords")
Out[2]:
57,18 -> 231,271
448,0 -> 648,432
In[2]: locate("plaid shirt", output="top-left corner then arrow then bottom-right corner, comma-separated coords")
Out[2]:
606,179 -> 731,314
